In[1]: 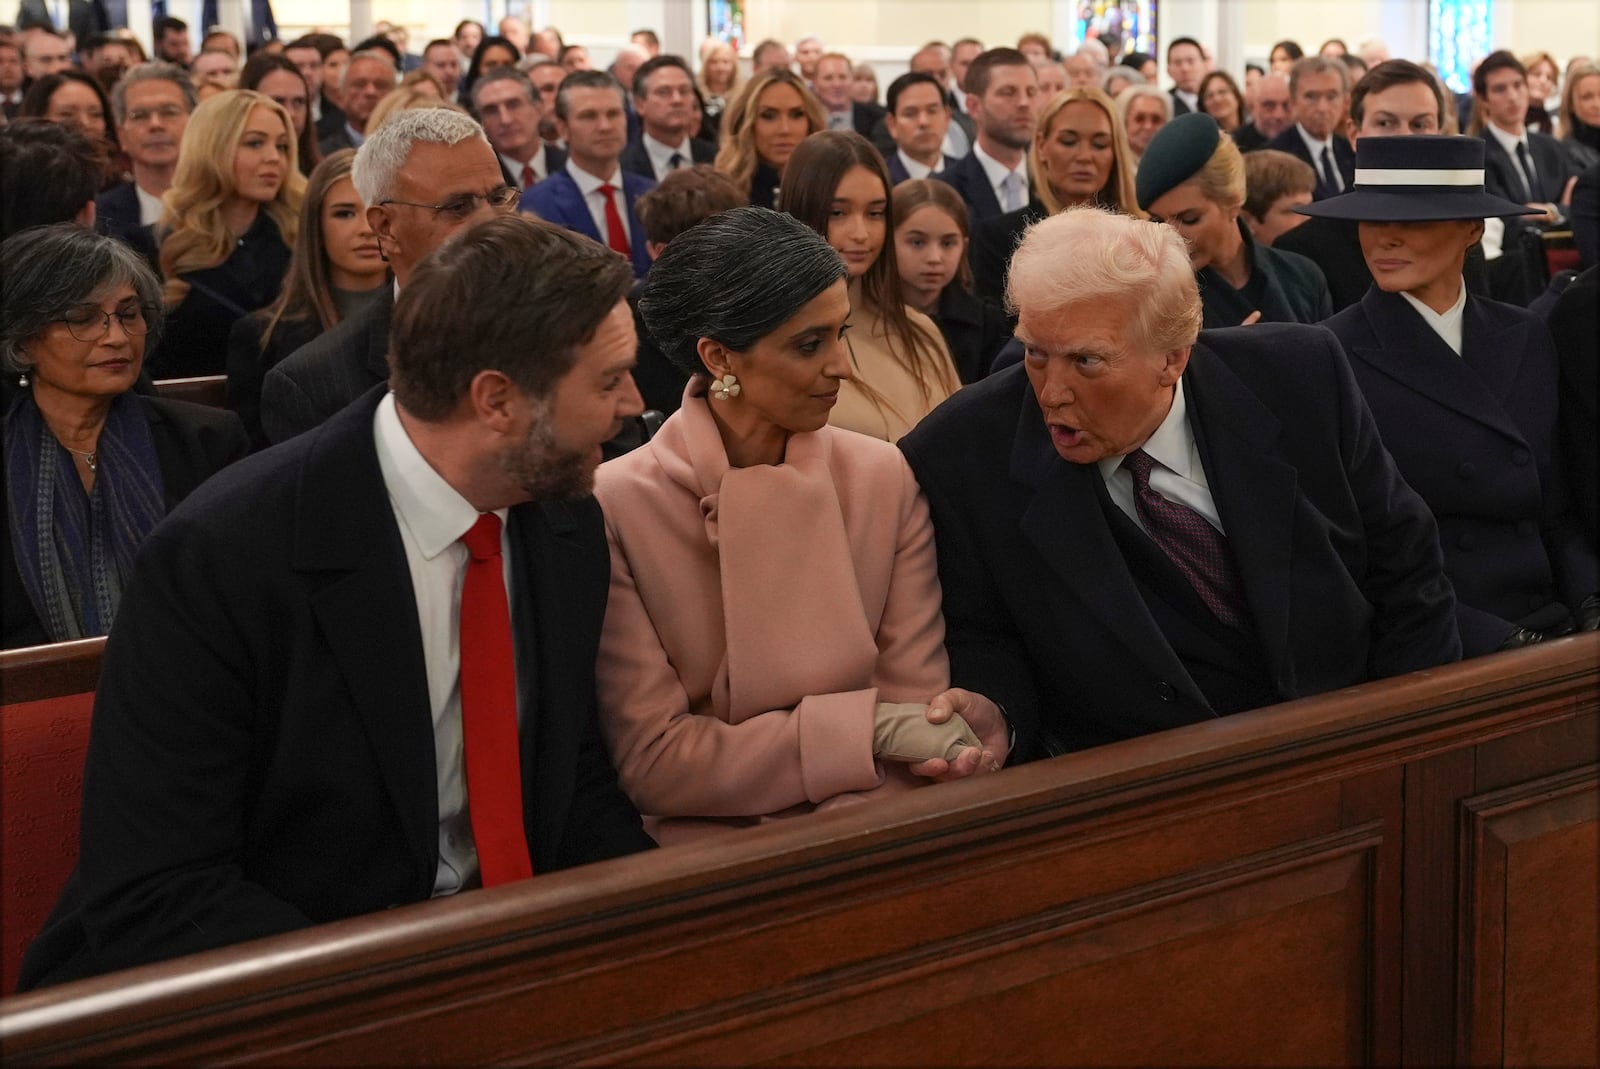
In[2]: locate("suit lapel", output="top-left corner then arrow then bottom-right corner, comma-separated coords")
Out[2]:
556,174 -> 602,243
1008,394 -> 1207,706
1181,344 -> 1298,688
1349,289 -> 1526,442
294,391 -> 438,876
965,155 -> 1002,218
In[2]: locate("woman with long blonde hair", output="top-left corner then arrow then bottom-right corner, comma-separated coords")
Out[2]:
713,68 -> 823,208
1558,60 -> 1600,169
971,86 -> 1140,300
696,37 -> 741,136
782,130 -> 960,441
150,89 -> 303,377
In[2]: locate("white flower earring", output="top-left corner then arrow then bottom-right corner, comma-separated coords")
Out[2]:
709,373 -> 741,400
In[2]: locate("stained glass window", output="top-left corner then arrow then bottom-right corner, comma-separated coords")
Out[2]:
1431,0 -> 1492,94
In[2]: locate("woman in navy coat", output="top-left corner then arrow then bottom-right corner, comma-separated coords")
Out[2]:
1310,136 -> 1598,655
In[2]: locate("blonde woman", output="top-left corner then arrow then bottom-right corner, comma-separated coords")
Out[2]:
1521,50 -> 1560,136
696,37 -> 741,135
971,86 -> 1141,300
150,89 -> 303,377
1558,60 -> 1600,169
712,68 -> 823,208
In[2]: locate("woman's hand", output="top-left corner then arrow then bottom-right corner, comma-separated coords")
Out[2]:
905,689 -> 1011,782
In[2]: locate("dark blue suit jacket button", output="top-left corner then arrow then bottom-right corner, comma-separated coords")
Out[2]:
1457,461 -> 1476,479
1511,449 -> 1531,466
1156,682 -> 1176,702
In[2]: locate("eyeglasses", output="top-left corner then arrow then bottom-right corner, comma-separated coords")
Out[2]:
56,305 -> 154,342
126,103 -> 187,124
377,185 -> 521,220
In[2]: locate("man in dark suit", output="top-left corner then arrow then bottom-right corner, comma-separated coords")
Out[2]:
523,70 -> 654,279
935,48 -> 1038,223
899,208 -> 1459,760
15,0 -> 109,48
1266,55 -> 1355,199
1573,161 -> 1600,269
1548,265 -> 1597,545
472,67 -> 566,190
18,213 -> 654,991
881,71 -> 960,184
812,51 -> 885,138
1164,37 -> 1205,117
618,55 -> 714,182
316,47 -> 395,156
1232,71 -> 1291,153
261,108 -> 512,444
96,60 -> 195,269
1474,51 -> 1575,232
0,38 -> 26,118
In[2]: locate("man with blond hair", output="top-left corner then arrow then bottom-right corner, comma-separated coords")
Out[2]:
899,207 -> 1459,760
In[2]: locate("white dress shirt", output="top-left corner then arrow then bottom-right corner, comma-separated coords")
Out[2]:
1098,378 -> 1226,535
972,140 -> 1029,210
1173,88 -> 1199,113
1296,124 -> 1344,191
1399,279 -> 1468,356
372,392 -> 519,896
501,145 -> 548,187
1486,121 -> 1540,196
641,132 -> 692,180
896,147 -> 943,180
565,158 -> 630,244
135,183 -> 164,226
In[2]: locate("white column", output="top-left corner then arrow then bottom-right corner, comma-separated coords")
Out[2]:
1215,0 -> 1245,75
1051,0 -> 1077,51
1379,1 -> 1428,67
125,0 -> 153,53
657,0 -> 694,56
348,0 -> 372,43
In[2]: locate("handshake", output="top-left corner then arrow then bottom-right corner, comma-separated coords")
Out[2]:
871,691 -> 1009,779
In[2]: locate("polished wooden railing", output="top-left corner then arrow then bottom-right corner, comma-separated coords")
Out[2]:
1,635 -> 1595,1066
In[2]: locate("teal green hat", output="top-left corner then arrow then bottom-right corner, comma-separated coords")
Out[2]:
1135,112 -> 1222,211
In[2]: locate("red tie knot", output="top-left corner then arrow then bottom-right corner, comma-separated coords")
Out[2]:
598,182 -> 617,196
462,513 -> 503,562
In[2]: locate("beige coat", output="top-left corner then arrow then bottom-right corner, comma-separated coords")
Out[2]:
829,298 -> 960,442
594,382 -> 950,844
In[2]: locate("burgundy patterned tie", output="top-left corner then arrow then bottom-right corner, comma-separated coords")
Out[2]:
1122,449 -> 1250,629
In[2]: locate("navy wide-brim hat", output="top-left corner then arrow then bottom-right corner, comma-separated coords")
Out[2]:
1295,135 -> 1539,221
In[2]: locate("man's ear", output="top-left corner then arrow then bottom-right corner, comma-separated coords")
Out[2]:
1161,344 -> 1193,385
466,368 -> 523,431
367,204 -> 396,261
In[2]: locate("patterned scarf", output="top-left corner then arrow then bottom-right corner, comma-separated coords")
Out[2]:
4,391 -> 166,641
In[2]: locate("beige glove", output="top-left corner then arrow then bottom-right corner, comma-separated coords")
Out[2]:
872,702 -> 982,763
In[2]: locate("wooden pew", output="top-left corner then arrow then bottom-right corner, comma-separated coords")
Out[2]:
0,639 -> 105,995
1,635 -> 1595,1066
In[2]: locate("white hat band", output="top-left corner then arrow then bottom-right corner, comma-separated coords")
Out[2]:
1355,167 -> 1485,186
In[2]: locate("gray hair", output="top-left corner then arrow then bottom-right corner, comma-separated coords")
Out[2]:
470,65 -> 537,109
0,224 -> 165,375
109,61 -> 197,125
340,48 -> 399,93
1289,54 -> 1349,96
351,107 -> 488,207
1116,83 -> 1172,121
1007,206 -> 1200,354
517,53 -> 557,73
638,206 -> 847,380
1103,65 -> 1147,92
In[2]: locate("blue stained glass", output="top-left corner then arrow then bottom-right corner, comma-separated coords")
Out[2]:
1431,0 -> 1493,94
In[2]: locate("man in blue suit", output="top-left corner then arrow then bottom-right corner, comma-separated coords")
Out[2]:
522,70 -> 654,279
882,71 -> 961,185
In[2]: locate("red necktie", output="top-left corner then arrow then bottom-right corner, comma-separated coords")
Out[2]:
598,182 -> 632,258
458,513 -> 533,886
520,162 -> 536,190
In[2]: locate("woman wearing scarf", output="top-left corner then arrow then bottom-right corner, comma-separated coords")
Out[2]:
2,225 -> 248,649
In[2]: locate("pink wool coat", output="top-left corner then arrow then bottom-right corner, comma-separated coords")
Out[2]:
593,383 -> 951,844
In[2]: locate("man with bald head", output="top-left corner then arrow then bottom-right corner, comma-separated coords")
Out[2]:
498,15 -> 530,53
899,207 -> 1458,759
1233,71 -> 1291,151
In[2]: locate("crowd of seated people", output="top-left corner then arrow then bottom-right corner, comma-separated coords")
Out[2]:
0,12 -> 1597,994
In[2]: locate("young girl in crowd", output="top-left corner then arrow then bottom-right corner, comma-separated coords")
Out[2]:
782,130 -> 960,441
224,149 -> 386,449
891,178 -> 1010,383
150,89 -> 303,377
713,68 -> 824,209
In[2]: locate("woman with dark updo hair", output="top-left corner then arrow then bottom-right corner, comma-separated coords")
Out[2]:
595,206 -> 1011,845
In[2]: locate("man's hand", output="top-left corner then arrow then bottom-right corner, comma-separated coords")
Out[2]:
906,689 -> 1011,782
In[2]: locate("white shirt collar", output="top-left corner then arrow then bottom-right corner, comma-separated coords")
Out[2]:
566,157 -> 621,195
972,140 -> 1028,199
500,146 -> 544,182
1398,280 -> 1468,357
1173,88 -> 1199,110
896,147 -> 940,180
134,183 -> 164,227
1295,123 -> 1334,156
1099,377 -> 1193,484
1486,121 -> 1528,158
372,391 -> 504,560
642,131 -> 690,174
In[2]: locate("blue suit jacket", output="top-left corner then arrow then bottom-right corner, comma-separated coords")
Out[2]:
522,167 -> 655,279
1324,287 -> 1597,653
899,323 -> 1461,759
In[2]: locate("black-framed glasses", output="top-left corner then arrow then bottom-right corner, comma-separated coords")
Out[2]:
377,185 -> 521,220
55,305 -> 154,342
